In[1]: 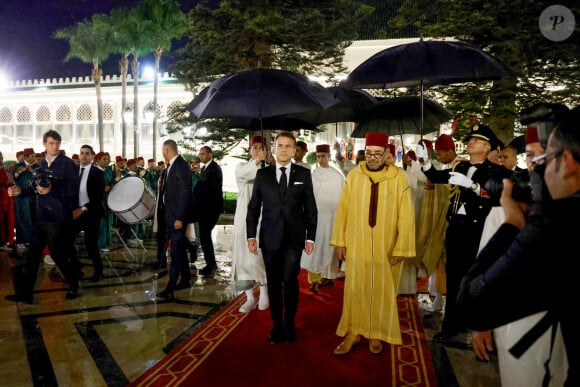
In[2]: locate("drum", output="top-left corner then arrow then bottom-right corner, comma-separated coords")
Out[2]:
107,176 -> 156,224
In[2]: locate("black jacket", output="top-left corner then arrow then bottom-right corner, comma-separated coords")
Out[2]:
457,193 -> 580,386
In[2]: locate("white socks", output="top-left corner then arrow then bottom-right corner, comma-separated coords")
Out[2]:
258,285 -> 269,310
239,290 -> 257,313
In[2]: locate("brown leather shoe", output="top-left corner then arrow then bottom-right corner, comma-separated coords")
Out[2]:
369,339 -> 383,354
333,334 -> 360,355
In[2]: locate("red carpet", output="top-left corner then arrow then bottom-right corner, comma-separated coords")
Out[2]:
129,270 -> 437,387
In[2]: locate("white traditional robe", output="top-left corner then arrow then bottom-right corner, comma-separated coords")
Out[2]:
301,166 -> 344,278
232,159 -> 267,284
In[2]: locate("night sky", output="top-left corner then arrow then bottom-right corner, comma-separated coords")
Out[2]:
0,0 -> 190,82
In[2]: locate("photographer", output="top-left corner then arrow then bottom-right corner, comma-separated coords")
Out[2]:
457,106 -> 578,386
6,129 -> 81,303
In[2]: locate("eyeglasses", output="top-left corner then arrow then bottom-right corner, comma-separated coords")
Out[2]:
365,151 -> 384,159
531,150 -> 563,167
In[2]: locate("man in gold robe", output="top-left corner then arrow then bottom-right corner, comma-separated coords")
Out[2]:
330,132 -> 416,355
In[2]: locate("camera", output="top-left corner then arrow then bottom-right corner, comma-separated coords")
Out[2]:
32,165 -> 54,188
484,168 -> 532,205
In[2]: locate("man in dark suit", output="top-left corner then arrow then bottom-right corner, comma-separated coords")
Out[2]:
194,145 -> 223,277
156,139 -> 194,301
247,131 -> 317,344
70,145 -> 106,282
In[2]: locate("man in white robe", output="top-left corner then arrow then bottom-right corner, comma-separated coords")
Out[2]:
301,144 -> 345,293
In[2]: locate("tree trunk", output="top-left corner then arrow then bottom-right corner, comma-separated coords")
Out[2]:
131,55 -> 140,159
93,66 -> 104,152
120,54 -> 129,159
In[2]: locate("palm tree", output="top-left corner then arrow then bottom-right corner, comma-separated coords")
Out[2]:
109,8 -> 136,159
136,0 -> 189,160
54,14 -> 113,152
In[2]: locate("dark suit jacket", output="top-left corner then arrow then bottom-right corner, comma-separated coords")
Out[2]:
82,165 -> 105,219
159,155 -> 193,225
193,160 -> 223,220
246,163 -> 317,251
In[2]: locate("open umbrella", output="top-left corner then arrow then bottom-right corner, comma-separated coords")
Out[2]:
341,39 -> 515,137
351,96 -> 452,138
187,68 -> 338,126
227,116 -> 320,132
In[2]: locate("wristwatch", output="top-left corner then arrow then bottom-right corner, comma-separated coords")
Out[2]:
81,206 -> 88,212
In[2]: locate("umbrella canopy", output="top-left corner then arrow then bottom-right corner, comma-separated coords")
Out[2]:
227,116 -> 320,132
187,68 -> 338,121
351,96 -> 452,138
289,86 -> 377,125
341,39 -> 515,137
341,39 -> 515,90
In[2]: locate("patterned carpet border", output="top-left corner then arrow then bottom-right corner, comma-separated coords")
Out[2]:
129,294 -> 247,387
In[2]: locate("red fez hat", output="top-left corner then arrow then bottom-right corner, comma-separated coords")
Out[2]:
127,158 -> 136,166
147,158 -> 154,163
315,144 -> 331,153
94,152 -> 105,160
365,132 -> 389,148
250,135 -> 265,146
72,154 -> 79,160
525,126 -> 540,145
16,151 -> 24,157
407,150 -> 417,161
35,153 -> 41,157
23,148 -> 35,157
388,144 -> 396,157
296,141 -> 308,151
115,156 -> 123,163
137,156 -> 144,161
435,134 -> 455,151
157,161 -> 164,166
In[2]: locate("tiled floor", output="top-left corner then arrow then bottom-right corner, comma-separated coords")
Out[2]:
0,215 -> 500,386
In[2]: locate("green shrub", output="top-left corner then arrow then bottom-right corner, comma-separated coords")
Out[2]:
223,192 -> 237,213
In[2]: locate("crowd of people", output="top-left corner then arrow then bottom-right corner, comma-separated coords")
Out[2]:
1,101 -> 578,385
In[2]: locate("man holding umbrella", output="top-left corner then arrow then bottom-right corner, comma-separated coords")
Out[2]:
416,124 -> 501,343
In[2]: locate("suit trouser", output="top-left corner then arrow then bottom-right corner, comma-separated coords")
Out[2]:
18,222 -> 79,297
442,221 -> 483,335
199,213 -> 219,268
70,213 -> 103,276
164,225 -> 190,291
262,246 -> 302,333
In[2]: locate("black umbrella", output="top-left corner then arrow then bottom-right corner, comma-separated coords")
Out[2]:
290,86 -> 377,125
227,116 -> 320,132
187,68 -> 338,122
351,96 -> 453,138
341,39 -> 515,138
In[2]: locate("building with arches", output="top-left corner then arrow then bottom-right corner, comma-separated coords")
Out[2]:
0,73 -> 192,162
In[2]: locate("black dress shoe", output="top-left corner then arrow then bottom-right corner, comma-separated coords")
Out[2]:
174,282 -> 191,290
284,329 -> 296,344
267,329 -> 285,344
432,331 -> 456,343
5,294 -> 33,304
200,265 -> 217,277
65,288 -> 80,300
85,273 -> 103,283
156,290 -> 175,301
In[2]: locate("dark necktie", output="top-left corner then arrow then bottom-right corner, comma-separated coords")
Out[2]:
79,167 -> 85,178
279,167 -> 287,197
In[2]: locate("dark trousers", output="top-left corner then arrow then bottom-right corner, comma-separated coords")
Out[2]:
262,246 -> 302,334
199,214 -> 219,269
70,213 -> 103,276
442,221 -> 484,335
157,209 -> 190,290
17,222 -> 79,298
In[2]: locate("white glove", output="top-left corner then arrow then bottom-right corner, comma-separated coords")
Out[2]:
448,172 -> 474,188
415,144 -> 428,160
